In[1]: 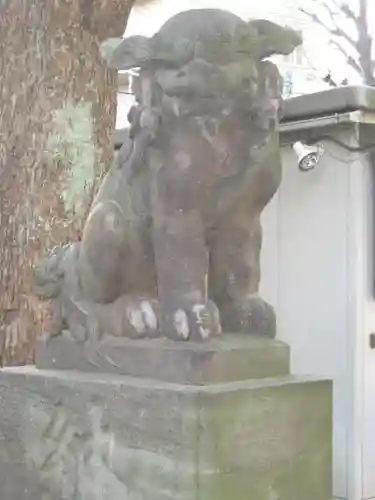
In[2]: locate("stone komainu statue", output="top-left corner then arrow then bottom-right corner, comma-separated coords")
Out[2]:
34,9 -> 302,343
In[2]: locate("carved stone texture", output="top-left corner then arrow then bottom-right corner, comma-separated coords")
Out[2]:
33,9 -> 302,346
0,367 -> 332,500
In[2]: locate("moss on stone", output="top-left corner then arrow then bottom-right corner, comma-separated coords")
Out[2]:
197,380 -> 332,500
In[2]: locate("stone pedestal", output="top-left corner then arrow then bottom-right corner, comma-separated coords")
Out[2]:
35,334 -> 290,383
0,335 -> 332,500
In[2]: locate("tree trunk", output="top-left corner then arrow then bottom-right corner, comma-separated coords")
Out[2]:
0,0 -> 137,365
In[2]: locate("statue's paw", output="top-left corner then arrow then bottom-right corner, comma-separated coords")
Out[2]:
124,298 -> 161,339
221,295 -> 276,338
69,323 -> 89,344
168,299 -> 222,341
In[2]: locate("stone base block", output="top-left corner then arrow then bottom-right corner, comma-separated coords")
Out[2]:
0,367 -> 332,500
35,333 -> 290,384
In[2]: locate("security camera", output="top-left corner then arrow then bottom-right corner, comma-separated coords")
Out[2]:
292,141 -> 324,171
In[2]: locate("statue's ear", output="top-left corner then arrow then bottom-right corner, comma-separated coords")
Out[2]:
100,38 -> 123,68
99,35 -> 151,70
247,19 -> 302,59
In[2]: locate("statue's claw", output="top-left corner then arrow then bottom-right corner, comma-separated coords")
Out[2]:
165,299 -> 222,341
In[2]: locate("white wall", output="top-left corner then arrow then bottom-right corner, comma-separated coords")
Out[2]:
360,149 -> 375,500
260,128 -> 375,500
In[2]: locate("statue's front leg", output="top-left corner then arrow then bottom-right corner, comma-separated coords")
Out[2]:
209,213 -> 276,338
151,165 -> 221,341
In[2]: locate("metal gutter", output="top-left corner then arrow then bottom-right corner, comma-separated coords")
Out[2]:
282,85 -> 375,121
280,112 -> 354,133
280,110 -> 375,133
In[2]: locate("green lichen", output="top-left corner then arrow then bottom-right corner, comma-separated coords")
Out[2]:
46,101 -> 97,217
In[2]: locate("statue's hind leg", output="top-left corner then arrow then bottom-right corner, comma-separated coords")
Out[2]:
78,199 -> 157,303
64,199 -> 162,340
208,212 -> 276,338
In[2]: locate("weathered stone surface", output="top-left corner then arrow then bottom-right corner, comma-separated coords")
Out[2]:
0,367 -> 331,500
102,11 -> 302,70
35,334 -> 290,384
32,8 -> 303,350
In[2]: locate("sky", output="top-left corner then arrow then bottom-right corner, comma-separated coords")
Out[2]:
299,0 -> 375,84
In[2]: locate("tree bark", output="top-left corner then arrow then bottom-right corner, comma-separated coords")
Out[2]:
0,0 -> 137,365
